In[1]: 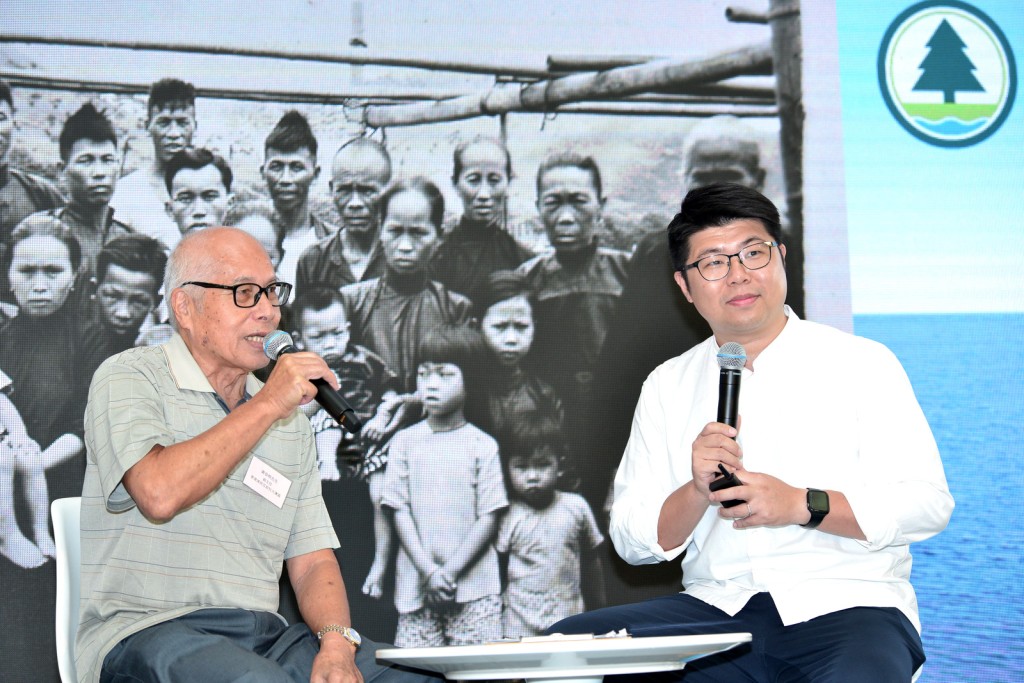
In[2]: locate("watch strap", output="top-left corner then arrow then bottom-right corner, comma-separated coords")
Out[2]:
801,488 -> 829,529
316,624 -> 361,649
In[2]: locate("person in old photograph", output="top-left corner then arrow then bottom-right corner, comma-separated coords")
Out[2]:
431,136 -> 532,303
77,234 -> 167,382
290,287 -> 400,599
515,152 -> 628,461
341,178 -> 472,393
0,216 -> 90,683
110,78 -> 197,250
262,110 -> 335,293
0,78 -> 65,247
0,216 -> 88,496
1,370 -> 51,569
382,324 -> 507,648
546,183 -> 953,682
77,226 -> 443,683
296,137 -> 389,295
225,198 -> 284,268
163,147 -> 234,242
32,103 -> 132,286
472,270 -> 563,440
497,411 -> 605,639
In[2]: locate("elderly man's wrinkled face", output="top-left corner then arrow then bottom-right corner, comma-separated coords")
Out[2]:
174,228 -> 282,374
331,148 -> 390,235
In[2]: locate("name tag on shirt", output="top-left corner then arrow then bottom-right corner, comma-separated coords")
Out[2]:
243,457 -> 292,508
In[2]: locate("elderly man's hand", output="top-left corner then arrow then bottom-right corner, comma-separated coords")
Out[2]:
311,637 -> 363,683
259,351 -> 340,420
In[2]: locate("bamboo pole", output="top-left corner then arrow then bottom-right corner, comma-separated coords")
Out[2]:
767,0 -> 805,318
553,102 -> 778,117
0,34 -> 555,79
365,41 -> 773,127
0,74 -> 467,105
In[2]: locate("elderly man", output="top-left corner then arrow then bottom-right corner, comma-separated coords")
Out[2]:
77,226 -> 440,683
295,137 -> 390,295
548,183 -> 953,682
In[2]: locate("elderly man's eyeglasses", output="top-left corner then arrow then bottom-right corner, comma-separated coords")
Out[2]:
182,281 -> 292,308
683,241 -> 779,282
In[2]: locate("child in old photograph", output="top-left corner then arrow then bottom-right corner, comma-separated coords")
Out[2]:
290,287 -> 401,598
497,412 -> 605,638
382,324 -> 507,646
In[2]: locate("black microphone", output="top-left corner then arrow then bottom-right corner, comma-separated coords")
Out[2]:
263,330 -> 363,434
716,342 -> 746,429
710,342 -> 747,508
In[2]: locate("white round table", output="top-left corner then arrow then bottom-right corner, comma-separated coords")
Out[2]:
377,632 -> 752,683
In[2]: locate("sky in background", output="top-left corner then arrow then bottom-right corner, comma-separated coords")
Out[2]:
837,0 -> 1024,314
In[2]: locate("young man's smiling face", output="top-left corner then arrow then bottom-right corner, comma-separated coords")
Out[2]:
674,218 -> 787,349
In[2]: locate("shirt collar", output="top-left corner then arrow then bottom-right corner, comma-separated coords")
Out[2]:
162,332 -> 262,399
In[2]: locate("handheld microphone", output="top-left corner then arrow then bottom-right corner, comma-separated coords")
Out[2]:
712,342 -> 746,508
716,342 -> 746,429
263,330 -> 363,434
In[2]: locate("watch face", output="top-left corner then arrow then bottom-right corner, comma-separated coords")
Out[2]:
808,489 -> 830,514
346,627 -> 362,646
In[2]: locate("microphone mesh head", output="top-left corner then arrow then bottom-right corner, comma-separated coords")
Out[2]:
263,330 -> 294,360
717,342 -> 747,370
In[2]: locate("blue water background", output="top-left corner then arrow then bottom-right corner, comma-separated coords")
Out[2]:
854,313 -> 1024,682
912,116 -> 989,136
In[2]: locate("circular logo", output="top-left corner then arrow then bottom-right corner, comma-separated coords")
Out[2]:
878,1 -> 1016,147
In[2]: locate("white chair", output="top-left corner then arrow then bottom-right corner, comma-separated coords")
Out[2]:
52,496 -> 81,683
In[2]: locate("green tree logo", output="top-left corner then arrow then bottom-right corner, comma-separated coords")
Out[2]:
878,1 -> 1016,147
913,19 -> 985,103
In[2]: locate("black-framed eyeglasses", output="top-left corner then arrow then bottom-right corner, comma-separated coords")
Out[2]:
182,281 -> 292,308
683,241 -> 779,282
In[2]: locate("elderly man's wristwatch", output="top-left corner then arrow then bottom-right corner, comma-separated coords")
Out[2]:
317,624 -> 362,649
801,488 -> 830,529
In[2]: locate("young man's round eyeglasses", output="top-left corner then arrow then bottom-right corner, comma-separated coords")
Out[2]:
683,241 -> 779,282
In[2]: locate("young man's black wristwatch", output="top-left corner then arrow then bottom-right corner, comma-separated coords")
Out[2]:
801,488 -> 830,529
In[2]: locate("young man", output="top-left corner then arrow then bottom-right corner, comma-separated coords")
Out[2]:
581,116 -> 765,512
0,79 -> 65,246
110,78 -> 197,250
261,110 -> 336,292
32,103 -> 132,281
295,137 -> 390,294
77,233 -> 166,381
548,183 -> 954,682
163,147 -> 234,243
77,227 -> 442,683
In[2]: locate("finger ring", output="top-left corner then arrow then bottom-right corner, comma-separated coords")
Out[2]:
737,503 -> 752,521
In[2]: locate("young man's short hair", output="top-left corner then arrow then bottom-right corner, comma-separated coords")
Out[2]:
265,110 -> 317,157
164,147 -> 233,194
667,182 -> 783,275
95,234 -> 168,293
536,151 -> 603,198
148,78 -> 196,116
59,103 -> 118,162
0,78 -> 13,108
